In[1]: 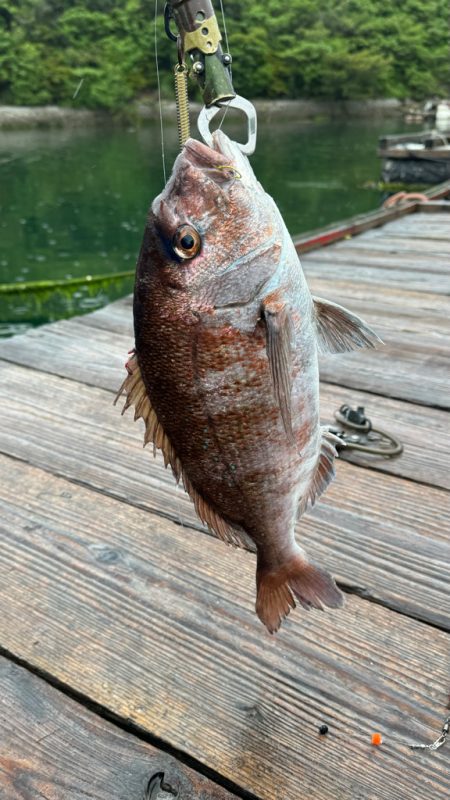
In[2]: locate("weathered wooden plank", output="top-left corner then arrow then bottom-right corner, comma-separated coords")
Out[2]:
0,658 -> 238,800
385,229 -> 450,242
76,306 -> 450,382
1,357 -> 448,491
77,290 -> 450,344
319,383 -> 450,490
307,280 -> 450,324
303,260 -> 450,293
335,230 -> 450,249
1,302 -> 448,409
305,244 -> 450,272
0,367 -> 448,627
371,212 -> 450,238
0,457 -> 448,800
0,317 -> 128,390
319,346 -> 449,408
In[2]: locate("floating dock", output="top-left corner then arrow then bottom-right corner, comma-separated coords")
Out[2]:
1,189 -> 449,800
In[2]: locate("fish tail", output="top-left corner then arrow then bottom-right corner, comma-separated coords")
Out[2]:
256,550 -> 344,634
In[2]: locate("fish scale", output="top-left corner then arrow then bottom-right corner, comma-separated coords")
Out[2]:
116,130 -> 381,633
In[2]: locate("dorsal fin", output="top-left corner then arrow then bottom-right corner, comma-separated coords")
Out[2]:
114,353 -> 256,553
298,428 -> 341,516
313,296 -> 382,354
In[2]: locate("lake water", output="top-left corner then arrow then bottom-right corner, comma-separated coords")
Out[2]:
0,115 -> 410,336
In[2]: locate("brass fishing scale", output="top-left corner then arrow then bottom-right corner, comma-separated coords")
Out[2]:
164,0 -> 257,154
164,0 -> 235,148
161,0 -> 402,461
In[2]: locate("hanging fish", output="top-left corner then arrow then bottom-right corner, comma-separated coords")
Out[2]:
115,131 -> 380,633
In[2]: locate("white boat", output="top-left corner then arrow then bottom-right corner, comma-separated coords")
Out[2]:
436,101 -> 450,132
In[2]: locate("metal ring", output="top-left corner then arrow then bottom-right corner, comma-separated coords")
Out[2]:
341,428 -> 403,457
335,408 -> 371,433
177,34 -> 185,67
197,95 -> 257,156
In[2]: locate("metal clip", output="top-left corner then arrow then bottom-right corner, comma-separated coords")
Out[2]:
409,716 -> 450,752
329,404 -> 403,458
197,96 -> 257,156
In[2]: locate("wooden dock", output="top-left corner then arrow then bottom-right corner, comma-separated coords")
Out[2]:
1,200 -> 449,800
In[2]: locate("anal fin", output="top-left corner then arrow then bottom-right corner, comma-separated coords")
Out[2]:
115,352 -> 256,553
298,427 -> 340,516
313,295 -> 382,354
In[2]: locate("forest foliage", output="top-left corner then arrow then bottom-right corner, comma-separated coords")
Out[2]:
0,0 -> 448,110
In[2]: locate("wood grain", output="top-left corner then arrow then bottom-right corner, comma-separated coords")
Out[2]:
304,257 -> 450,293
2,357 -> 448,491
320,383 -> 450,490
76,290 -> 450,347
305,244 -> 450,274
0,657 -> 238,800
318,347 -> 450,409
0,456 -> 448,800
0,316 -> 129,390
1,295 -> 449,409
0,361 -> 449,627
372,213 -> 450,241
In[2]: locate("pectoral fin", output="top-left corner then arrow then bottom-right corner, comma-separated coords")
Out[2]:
313,296 -> 382,354
262,297 -> 294,441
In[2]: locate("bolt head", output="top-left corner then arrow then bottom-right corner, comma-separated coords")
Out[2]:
192,61 -> 204,75
222,53 -> 232,65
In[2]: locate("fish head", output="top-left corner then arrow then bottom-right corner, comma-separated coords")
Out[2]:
146,131 -> 282,300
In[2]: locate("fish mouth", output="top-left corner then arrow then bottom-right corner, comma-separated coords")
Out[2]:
183,132 -> 255,189
183,137 -> 231,170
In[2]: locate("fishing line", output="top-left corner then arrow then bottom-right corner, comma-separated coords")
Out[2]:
217,0 -> 232,132
217,98 -> 232,132
218,0 -> 231,79
154,0 -> 167,185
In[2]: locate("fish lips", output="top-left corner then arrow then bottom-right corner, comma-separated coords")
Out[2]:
183,135 -> 250,188
183,137 -> 231,170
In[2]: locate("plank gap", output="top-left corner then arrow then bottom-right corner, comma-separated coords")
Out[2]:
0,448 -> 448,633
319,375 -> 450,412
0,643 -> 260,800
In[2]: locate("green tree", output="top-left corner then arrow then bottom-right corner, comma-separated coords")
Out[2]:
0,0 -> 448,109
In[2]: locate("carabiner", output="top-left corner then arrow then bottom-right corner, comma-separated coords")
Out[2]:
197,95 -> 257,156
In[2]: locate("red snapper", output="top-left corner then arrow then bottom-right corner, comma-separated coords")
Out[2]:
116,131 -> 380,633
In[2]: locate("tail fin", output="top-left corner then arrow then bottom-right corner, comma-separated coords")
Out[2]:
256,552 -> 344,634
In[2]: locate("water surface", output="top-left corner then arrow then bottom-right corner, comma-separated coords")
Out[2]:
0,116 -> 409,335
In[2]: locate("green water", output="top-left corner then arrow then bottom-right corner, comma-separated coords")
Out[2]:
0,116 -> 409,336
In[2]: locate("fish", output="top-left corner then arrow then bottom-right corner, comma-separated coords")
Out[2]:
115,130 -> 381,633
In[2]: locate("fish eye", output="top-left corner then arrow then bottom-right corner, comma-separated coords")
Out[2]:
172,225 -> 201,260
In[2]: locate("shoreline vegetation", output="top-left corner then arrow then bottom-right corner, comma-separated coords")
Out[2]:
1,2 -> 447,116
0,98 -> 407,130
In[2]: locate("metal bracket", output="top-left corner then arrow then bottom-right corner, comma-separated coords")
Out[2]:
329,404 -> 403,458
183,14 -> 222,54
197,95 -> 258,156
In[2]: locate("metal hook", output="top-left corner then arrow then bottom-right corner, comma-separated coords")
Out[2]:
197,95 -> 258,156
176,34 -> 184,67
164,3 -> 178,41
